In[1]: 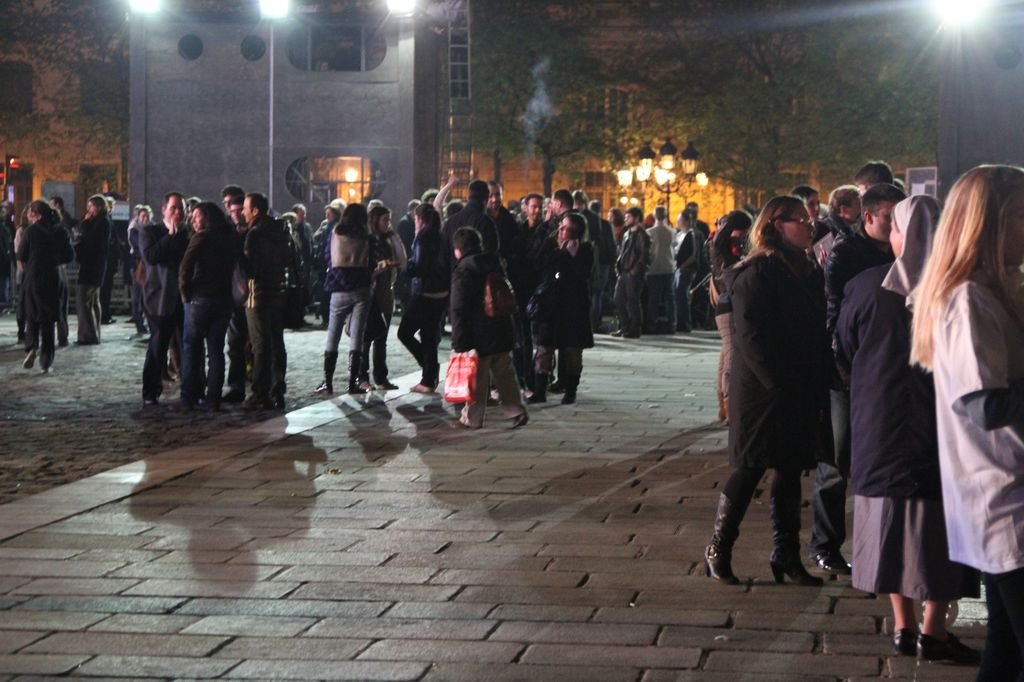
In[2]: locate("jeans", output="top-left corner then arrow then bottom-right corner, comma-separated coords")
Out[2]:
246,302 -> 287,401
181,296 -> 233,405
979,568 -> 1024,682
361,288 -> 395,383
398,295 -> 447,386
614,273 -> 643,336
76,283 -> 101,343
142,311 -> 182,402
809,388 -> 851,555
325,289 -> 370,355
674,269 -> 695,331
130,280 -> 147,333
226,303 -> 249,397
644,273 -> 675,333
590,265 -> 610,331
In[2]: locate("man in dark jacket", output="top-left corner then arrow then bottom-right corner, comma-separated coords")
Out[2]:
810,182 -> 905,575
508,193 -> 550,395
74,194 -> 110,345
441,180 -> 498,273
241,192 -> 291,410
588,199 -> 616,332
177,202 -> 239,410
612,207 -> 650,338
449,227 -> 527,429
140,192 -> 190,406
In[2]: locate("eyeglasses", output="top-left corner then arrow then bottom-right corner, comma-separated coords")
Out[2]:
779,215 -> 811,225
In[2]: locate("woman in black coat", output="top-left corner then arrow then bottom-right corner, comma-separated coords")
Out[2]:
17,200 -> 75,372
704,196 -> 831,586
530,212 -> 593,405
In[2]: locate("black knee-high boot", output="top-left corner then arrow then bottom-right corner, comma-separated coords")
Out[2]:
347,351 -> 367,394
315,351 -> 338,394
705,493 -> 749,584
769,496 -> 824,586
527,374 -> 547,403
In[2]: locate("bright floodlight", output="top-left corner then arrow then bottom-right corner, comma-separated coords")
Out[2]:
129,0 -> 161,13
934,0 -> 986,25
387,0 -> 417,16
260,0 -> 289,19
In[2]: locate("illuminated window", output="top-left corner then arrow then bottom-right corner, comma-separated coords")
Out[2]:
285,156 -> 386,204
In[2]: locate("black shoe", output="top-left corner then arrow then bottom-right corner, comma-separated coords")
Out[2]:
813,551 -> 852,575
142,398 -> 160,408
892,628 -> 916,656
273,395 -> 286,410
917,633 -> 980,665
242,396 -> 274,410
511,412 -> 529,428
376,379 -> 399,390
548,380 -> 564,394
222,389 -> 245,403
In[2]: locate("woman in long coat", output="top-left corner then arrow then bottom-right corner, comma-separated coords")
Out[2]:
704,195 -> 832,586
18,200 -> 75,372
531,212 -> 593,405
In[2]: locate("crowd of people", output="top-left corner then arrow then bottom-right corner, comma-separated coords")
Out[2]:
3,160 -> 1023,678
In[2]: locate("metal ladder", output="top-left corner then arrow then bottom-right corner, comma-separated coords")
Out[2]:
441,0 -> 473,194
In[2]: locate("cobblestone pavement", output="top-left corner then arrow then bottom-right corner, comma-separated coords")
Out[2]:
0,316 -> 419,504
0,323 -> 987,680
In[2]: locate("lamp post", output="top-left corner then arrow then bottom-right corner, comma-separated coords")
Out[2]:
617,139 -> 703,216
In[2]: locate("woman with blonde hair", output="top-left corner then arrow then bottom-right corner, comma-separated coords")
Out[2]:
703,196 -> 831,586
910,165 -> 1024,681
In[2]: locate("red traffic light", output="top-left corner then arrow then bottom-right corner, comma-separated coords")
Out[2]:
7,156 -> 20,170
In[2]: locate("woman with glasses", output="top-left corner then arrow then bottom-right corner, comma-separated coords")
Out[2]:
704,196 -> 831,586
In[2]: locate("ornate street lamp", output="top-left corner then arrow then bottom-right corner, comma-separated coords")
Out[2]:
616,139 -> 704,214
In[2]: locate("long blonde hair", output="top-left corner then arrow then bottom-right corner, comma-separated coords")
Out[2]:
910,165 -> 1024,368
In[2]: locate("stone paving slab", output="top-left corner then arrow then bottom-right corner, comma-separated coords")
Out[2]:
0,329 -> 989,679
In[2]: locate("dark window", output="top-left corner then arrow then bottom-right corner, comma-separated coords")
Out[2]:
286,25 -> 386,72
584,171 -> 608,189
0,63 -> 32,115
78,61 -> 125,119
241,35 -> 267,62
178,34 -> 203,60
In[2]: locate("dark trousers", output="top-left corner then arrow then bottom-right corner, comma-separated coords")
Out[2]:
512,304 -> 534,390
644,273 -> 675,333
360,291 -> 395,383
226,303 -> 249,397
590,265 -> 609,331
181,297 -> 233,405
76,284 -> 101,344
246,302 -> 287,401
398,294 -> 447,387
979,568 -> 1024,682
57,278 -> 69,345
674,269 -> 695,331
24,318 -> 56,370
810,388 -> 850,555
143,311 -> 182,401
614,273 -> 643,336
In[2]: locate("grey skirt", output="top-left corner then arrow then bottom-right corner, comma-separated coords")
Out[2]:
852,495 -> 980,601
